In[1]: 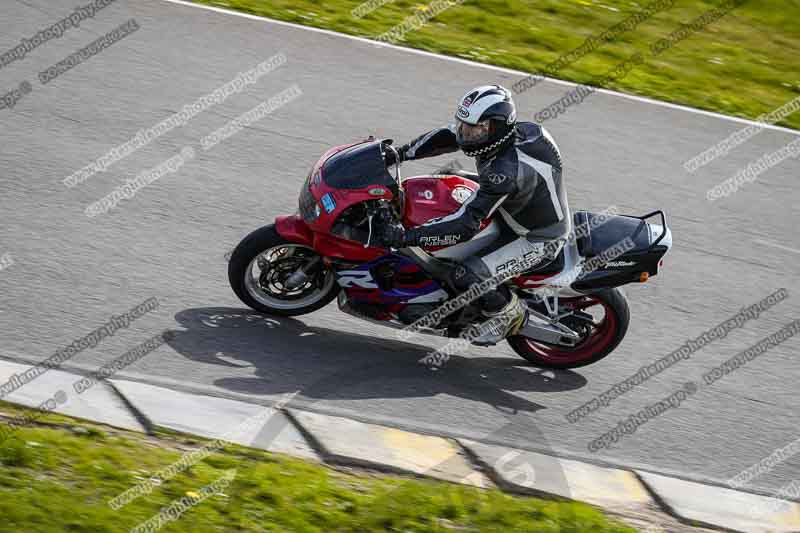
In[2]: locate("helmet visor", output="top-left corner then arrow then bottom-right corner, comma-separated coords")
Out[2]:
456,119 -> 491,146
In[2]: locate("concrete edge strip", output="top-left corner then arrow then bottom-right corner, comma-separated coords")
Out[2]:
0,382 -> 150,436
634,470 -> 800,533
454,437 -> 567,501
633,470 -> 720,531
284,408 -> 487,484
281,407 -> 333,461
159,0 -> 800,136
447,438 -> 498,489
0,356 -> 788,501
3,372 -> 798,532
105,380 -> 156,435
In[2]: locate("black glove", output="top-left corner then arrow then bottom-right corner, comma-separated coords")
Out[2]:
372,221 -> 407,249
382,139 -> 408,166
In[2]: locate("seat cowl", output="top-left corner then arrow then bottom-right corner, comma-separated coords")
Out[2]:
573,211 -> 650,257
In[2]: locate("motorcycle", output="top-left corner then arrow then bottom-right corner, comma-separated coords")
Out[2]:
228,137 -> 672,368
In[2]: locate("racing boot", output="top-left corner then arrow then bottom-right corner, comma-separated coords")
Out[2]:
469,293 -> 528,346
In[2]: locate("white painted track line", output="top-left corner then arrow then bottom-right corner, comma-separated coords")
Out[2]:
161,0 -> 799,136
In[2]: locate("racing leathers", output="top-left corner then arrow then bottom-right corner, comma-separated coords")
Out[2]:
398,121 -> 570,265
390,121 -> 571,344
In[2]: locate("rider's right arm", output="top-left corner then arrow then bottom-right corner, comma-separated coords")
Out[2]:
400,125 -> 459,161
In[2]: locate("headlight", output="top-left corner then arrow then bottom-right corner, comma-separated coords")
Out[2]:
298,185 -> 319,222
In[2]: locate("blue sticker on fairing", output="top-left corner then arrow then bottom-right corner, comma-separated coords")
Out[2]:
321,193 -> 336,213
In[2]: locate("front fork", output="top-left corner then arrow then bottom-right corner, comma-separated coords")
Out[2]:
283,255 -> 322,290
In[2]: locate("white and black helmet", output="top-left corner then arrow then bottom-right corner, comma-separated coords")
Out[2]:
454,85 -> 517,157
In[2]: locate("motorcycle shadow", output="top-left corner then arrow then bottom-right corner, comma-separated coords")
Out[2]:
165,307 -> 587,416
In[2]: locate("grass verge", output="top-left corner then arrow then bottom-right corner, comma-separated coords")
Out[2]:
0,401 -> 635,532
190,0 -> 800,130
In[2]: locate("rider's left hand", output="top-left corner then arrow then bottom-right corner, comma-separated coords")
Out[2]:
373,221 -> 407,249
382,139 -> 406,166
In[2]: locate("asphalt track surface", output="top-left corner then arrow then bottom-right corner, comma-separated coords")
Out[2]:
0,0 -> 798,497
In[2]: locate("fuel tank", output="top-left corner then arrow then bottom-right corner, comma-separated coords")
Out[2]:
401,175 -> 478,228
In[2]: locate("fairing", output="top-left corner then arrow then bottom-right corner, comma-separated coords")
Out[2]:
281,139 -> 671,317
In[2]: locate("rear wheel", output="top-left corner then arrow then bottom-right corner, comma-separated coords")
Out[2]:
507,288 -> 629,369
228,225 -> 339,316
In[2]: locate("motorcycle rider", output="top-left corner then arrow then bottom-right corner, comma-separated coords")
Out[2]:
376,84 -> 570,345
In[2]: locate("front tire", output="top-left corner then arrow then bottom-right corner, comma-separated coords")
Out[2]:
507,288 -> 629,369
228,225 -> 339,316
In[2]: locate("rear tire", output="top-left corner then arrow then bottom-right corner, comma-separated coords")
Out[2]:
507,288 -> 629,369
228,225 -> 339,316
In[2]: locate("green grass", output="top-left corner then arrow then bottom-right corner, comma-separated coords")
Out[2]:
0,402 -> 635,532
192,0 -> 800,130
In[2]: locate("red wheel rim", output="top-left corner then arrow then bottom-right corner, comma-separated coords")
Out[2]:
518,296 -> 618,365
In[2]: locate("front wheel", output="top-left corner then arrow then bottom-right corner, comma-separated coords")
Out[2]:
507,288 -> 629,369
228,225 -> 340,316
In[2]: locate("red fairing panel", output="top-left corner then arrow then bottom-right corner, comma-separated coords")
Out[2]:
402,175 -> 478,228
313,233 -> 385,261
275,214 -> 385,261
275,215 -> 314,247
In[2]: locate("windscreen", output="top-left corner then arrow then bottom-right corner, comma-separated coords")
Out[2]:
321,141 -> 396,189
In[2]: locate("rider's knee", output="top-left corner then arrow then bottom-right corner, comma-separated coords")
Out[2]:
450,257 -> 487,292
450,257 -> 509,312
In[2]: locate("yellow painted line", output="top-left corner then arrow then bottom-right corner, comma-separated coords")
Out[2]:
773,502 -> 800,527
619,470 -> 651,502
562,460 -> 651,505
381,427 -> 459,468
379,428 -> 491,487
